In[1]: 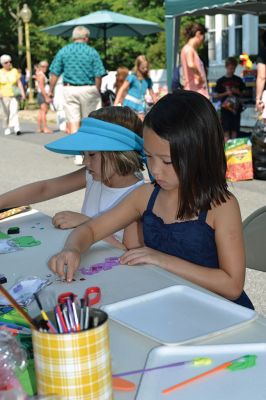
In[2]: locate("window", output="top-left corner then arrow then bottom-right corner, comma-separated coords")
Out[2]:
221,15 -> 229,60
258,15 -> 266,53
235,15 -> 242,55
208,16 -> 216,61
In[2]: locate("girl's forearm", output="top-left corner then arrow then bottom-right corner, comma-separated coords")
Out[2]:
0,180 -> 59,209
64,223 -> 95,254
157,253 -> 244,301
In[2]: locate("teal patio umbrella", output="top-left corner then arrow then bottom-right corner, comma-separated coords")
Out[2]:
42,10 -> 163,62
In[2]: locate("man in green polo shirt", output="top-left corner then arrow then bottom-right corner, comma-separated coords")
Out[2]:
49,26 -> 106,136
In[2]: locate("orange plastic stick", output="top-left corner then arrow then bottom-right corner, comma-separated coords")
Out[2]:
162,360 -> 233,395
112,377 -> 136,392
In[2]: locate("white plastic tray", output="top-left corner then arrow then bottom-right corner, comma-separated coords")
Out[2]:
136,343 -> 266,399
102,285 -> 257,345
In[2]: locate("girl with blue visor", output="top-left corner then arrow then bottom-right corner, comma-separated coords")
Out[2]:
0,106 -> 145,249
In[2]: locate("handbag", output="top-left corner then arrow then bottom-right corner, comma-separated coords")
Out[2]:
12,85 -> 22,98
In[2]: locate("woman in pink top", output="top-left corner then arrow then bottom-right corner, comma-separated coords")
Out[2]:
181,22 -> 209,98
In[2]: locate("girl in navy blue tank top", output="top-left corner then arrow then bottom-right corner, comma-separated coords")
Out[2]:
49,91 -> 253,310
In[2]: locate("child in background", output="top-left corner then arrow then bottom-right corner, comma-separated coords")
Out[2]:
0,106 -> 144,249
49,91 -> 253,310
36,60 -> 53,134
114,66 -> 129,93
215,57 -> 246,141
113,66 -> 129,105
114,55 -> 157,120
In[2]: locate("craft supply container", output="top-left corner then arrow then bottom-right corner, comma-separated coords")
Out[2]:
32,308 -> 112,400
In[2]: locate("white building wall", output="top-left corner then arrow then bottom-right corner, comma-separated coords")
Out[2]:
206,13 -> 259,80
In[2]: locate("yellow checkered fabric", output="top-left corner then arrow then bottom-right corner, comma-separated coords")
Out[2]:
32,321 -> 113,399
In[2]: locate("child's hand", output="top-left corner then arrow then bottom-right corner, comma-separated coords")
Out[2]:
256,99 -> 265,112
48,248 -> 81,282
120,246 -> 163,266
52,211 -> 90,229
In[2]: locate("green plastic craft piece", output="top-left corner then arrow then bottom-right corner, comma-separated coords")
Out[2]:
0,308 -> 31,328
227,354 -> 257,371
16,359 -> 37,396
13,236 -> 41,247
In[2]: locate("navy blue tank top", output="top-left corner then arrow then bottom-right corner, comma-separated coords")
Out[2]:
142,185 -> 254,310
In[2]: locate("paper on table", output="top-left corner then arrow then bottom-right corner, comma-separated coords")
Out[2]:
0,239 -> 22,254
0,278 -> 49,307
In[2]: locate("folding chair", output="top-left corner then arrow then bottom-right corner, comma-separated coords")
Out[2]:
243,206 -> 266,272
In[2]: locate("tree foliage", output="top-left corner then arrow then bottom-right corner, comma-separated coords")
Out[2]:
0,0 -> 205,71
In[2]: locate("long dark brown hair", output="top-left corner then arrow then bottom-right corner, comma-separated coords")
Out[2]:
144,91 -> 230,219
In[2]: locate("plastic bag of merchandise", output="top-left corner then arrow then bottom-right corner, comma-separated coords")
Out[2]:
225,137 -> 253,181
251,119 -> 266,180
0,330 -> 27,397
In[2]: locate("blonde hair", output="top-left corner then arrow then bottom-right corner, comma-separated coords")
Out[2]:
132,55 -> 150,79
72,26 -> 90,40
114,66 -> 129,92
89,106 -> 144,183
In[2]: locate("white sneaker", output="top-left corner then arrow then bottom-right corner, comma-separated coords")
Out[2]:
4,128 -> 11,135
74,155 -> 83,166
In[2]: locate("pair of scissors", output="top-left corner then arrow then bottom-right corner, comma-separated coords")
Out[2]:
57,286 -> 101,307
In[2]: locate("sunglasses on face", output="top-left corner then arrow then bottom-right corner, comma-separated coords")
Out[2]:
4,61 -> 12,64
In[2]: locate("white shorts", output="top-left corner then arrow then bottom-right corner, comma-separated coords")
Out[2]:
63,85 -> 102,123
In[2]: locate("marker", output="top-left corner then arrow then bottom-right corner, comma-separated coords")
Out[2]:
55,312 -> 63,334
66,298 -> 76,332
84,305 -> 90,330
62,306 -> 71,333
56,305 -> 67,333
71,298 -> 80,331
80,298 -> 84,331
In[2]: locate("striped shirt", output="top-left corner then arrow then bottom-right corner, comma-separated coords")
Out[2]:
50,42 -> 106,85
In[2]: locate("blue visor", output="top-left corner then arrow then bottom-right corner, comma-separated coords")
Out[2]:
45,117 -> 143,155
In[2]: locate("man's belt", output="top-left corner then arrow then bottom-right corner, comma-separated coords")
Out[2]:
63,82 -> 94,86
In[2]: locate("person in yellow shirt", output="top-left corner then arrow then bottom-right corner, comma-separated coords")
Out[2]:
0,54 -> 25,135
